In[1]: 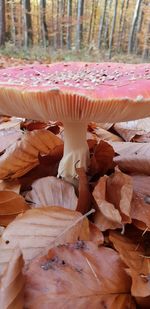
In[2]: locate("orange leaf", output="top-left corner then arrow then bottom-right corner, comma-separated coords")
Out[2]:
76,167 -> 91,214
89,140 -> 115,176
109,231 -> 150,298
0,191 -> 29,226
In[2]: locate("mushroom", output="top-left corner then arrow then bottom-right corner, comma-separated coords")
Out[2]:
0,62 -> 150,183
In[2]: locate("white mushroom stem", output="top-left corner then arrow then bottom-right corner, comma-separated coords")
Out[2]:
58,121 -> 89,182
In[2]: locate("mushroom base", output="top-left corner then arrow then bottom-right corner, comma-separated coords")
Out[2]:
58,121 -> 89,183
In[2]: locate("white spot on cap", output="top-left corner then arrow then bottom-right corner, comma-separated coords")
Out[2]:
136,95 -> 144,102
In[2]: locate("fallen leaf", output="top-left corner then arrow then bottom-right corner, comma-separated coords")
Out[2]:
135,296 -> 150,308
76,167 -> 91,214
20,119 -> 48,131
109,142 -> 150,175
93,175 -> 122,231
132,175 -> 150,199
89,222 -> 104,245
106,168 -> 133,223
109,231 -> 150,298
93,168 -> 133,230
89,122 -> 113,131
89,140 -> 115,176
0,179 -> 21,194
0,207 -> 89,263
0,248 -> 24,309
113,118 -> 150,142
24,241 -> 135,309
0,191 -> 29,226
131,193 -> 150,230
0,129 -> 63,179
25,176 -> 78,209
0,128 -> 22,154
88,124 -> 123,142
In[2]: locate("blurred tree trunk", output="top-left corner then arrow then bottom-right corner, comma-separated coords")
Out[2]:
134,8 -> 143,54
10,0 -> 16,45
92,0 -> 99,39
25,0 -> 32,46
128,0 -> 142,53
60,0 -> 66,49
22,0 -> 32,48
66,0 -> 72,49
142,22 -> 150,60
88,0 -> 95,44
76,0 -> 84,50
117,0 -> 125,50
118,0 -> 129,52
0,0 -> 5,46
39,0 -> 48,48
98,0 -> 108,49
108,0 -> 118,59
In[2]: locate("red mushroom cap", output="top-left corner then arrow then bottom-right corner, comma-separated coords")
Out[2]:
0,62 -> 150,123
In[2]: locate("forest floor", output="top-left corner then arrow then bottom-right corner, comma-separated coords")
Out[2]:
0,54 -> 149,309
0,45 -> 148,67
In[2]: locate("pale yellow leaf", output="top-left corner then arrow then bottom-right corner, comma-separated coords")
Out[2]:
0,248 -> 24,309
25,176 -> 78,209
0,207 -> 89,264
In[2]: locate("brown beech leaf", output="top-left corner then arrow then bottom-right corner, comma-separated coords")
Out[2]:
0,207 -> 89,263
109,142 -> 150,175
109,231 -> 150,298
93,176 -> 122,231
135,296 -> 150,308
76,167 -> 91,214
88,124 -> 123,142
0,248 -> 24,309
89,222 -> 104,245
0,179 -> 21,194
93,169 -> 133,231
131,175 -> 150,229
131,192 -> 150,230
25,176 -> 78,209
89,140 -> 115,176
132,175 -> 150,200
113,118 -> 150,142
89,121 -> 113,131
0,129 -> 63,180
0,191 -> 29,226
38,144 -> 63,166
20,119 -> 48,131
24,241 -> 135,309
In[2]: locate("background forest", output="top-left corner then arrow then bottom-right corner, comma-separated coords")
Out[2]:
0,0 -> 150,63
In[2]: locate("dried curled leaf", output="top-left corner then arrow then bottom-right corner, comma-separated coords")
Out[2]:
93,168 -> 133,231
0,248 -> 24,309
0,129 -> 63,179
24,241 -> 135,309
109,231 -> 150,298
88,123 -> 122,142
109,141 -> 150,175
25,176 -> 78,209
89,140 -> 115,176
113,118 -> 150,142
130,175 -> 150,229
0,191 -> 29,227
0,207 -> 89,263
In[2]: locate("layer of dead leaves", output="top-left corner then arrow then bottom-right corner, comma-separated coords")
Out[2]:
0,114 -> 150,309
